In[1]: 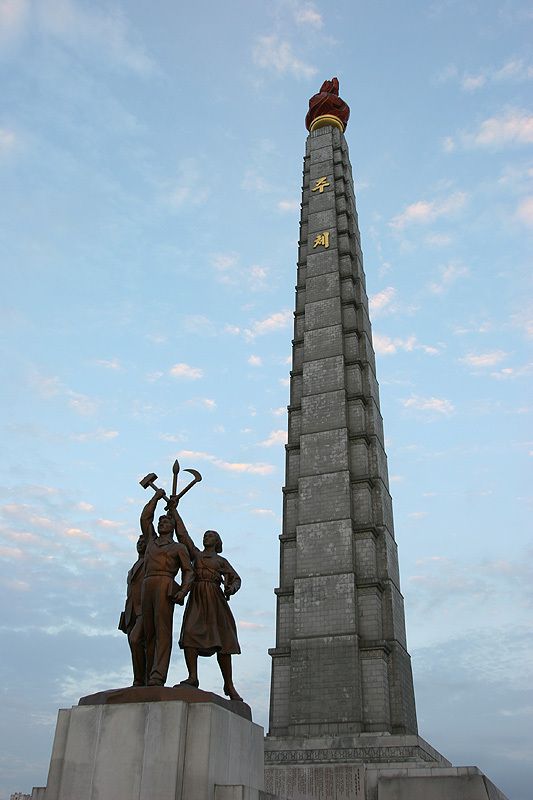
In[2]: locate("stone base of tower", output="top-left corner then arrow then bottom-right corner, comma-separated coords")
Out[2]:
264,734 -> 509,799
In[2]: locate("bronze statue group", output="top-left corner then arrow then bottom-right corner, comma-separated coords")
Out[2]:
119,488 -> 242,701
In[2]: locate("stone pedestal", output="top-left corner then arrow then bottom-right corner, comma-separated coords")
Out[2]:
264,733 -> 509,799
40,688 -> 264,800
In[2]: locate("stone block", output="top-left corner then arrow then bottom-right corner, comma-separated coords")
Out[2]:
294,573 -> 356,637
299,429 -> 349,477
304,325 -> 343,361
296,519 -> 353,577
43,700 -> 264,800
301,390 -> 347,434
298,471 -> 351,524
305,272 -> 340,304
304,297 -> 342,331
303,356 -> 344,396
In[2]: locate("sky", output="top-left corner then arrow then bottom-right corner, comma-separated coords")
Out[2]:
0,0 -> 532,798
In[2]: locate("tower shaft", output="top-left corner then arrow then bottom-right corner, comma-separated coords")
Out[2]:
268,125 -> 417,740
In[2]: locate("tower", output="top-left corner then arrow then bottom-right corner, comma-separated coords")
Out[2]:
264,79 -> 450,796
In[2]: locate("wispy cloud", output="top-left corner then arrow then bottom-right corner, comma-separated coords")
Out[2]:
516,196 -> 533,227
166,158 -> 209,209
294,3 -> 323,28
250,508 -> 276,517
448,108 -> 533,150
390,191 -> 467,229
369,286 -> 396,316
70,429 -> 118,442
29,371 -> 98,415
177,449 -> 274,476
185,397 -> 216,411
245,310 -> 292,340
93,358 -> 121,370
0,0 -> 29,46
0,127 -> 17,154
252,35 -> 317,79
373,334 -> 440,356
13,0 -> 156,74
428,262 -> 468,294
169,363 -> 204,380
259,429 -> 287,447
401,395 -> 455,415
210,253 -> 269,291
460,351 -> 508,368
248,355 -> 262,367
278,199 -> 299,212
443,59 -> 533,92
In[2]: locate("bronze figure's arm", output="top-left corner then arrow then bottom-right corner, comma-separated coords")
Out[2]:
221,558 -> 241,600
168,501 -> 199,558
140,488 -> 165,541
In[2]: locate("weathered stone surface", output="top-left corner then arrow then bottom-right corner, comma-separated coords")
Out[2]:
268,124 -> 417,746
41,699 -> 264,800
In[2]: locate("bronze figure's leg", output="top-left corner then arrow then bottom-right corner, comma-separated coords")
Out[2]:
180,647 -> 199,688
217,653 -> 242,701
141,579 -> 156,683
128,615 -> 146,686
148,579 -> 174,686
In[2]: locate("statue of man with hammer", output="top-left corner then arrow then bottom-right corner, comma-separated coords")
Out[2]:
139,488 -> 194,686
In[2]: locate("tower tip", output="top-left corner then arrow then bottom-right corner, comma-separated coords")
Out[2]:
305,77 -> 350,133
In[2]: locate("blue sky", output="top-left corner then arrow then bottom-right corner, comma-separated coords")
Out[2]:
0,1 -> 532,798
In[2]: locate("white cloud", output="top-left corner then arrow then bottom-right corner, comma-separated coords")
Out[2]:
96,518 -> 122,529
249,265 -> 268,291
278,199 -> 299,212
516,196 -> 533,226
224,324 -> 241,336
245,309 -> 292,339
29,371 -> 98,414
369,286 -> 396,315
250,508 -> 276,517
166,158 -> 209,209
93,358 -> 121,370
248,355 -> 262,367
178,449 -> 274,476
272,406 -> 286,416
70,429 -> 118,442
0,127 -> 16,153
294,4 -> 323,27
252,35 -> 317,79
402,395 -> 455,415
186,397 -> 216,411
428,262 -> 468,294
461,73 -> 486,91
425,233 -> 452,247
260,429 -> 287,447
182,315 -> 216,336
36,0 -> 154,74
390,191 -> 467,229
462,109 -> 533,148
408,511 -> 428,519
490,363 -> 533,380
238,619 -> 267,629
460,351 -> 508,368
76,501 -> 94,512
373,334 -> 439,356
169,363 -> 204,380
0,0 -> 29,46
67,391 -> 98,415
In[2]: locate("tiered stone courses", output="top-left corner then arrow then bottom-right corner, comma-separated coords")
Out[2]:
267,123 -> 418,745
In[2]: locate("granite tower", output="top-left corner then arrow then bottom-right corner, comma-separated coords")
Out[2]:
264,79 -> 451,798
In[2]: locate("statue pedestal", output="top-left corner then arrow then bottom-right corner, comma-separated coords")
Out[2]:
41,686 -> 265,800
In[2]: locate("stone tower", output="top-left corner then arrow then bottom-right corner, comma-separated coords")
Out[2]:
264,79 -> 450,796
